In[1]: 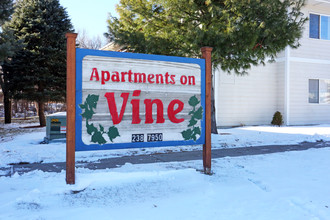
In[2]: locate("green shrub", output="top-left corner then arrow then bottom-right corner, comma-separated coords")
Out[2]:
271,111 -> 284,126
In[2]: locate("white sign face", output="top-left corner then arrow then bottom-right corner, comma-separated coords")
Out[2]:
76,49 -> 205,151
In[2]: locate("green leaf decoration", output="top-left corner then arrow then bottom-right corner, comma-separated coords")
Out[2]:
80,95 -> 99,120
181,128 -> 193,141
99,124 -> 104,133
80,94 -> 120,145
86,94 -> 99,109
81,110 -> 94,121
193,127 -> 201,135
91,131 -> 107,145
107,126 -> 120,142
79,103 -> 86,109
188,118 -> 197,127
191,132 -> 197,141
188,95 -> 200,107
86,122 -> 97,135
181,95 -> 203,142
193,106 -> 203,120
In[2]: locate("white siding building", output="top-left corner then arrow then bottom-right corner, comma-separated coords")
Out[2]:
215,0 -> 330,127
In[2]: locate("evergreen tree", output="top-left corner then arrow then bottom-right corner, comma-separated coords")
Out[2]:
3,0 -> 73,126
0,0 -> 13,26
0,0 -> 14,123
107,0 -> 306,73
106,0 -> 307,132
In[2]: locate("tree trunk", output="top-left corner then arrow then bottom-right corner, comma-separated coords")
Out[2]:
24,100 -> 28,119
13,100 -> 18,114
38,101 -> 46,126
4,94 -> 11,124
0,67 -> 11,123
211,85 -> 218,134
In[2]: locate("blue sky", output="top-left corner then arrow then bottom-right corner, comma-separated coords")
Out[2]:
59,0 -> 119,44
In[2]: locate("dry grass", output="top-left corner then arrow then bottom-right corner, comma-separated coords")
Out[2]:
0,117 -> 44,142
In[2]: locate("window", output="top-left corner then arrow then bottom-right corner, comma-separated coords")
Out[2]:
319,79 -> 330,103
310,14 -> 320,39
309,13 -> 330,40
309,79 -> 330,104
309,79 -> 319,103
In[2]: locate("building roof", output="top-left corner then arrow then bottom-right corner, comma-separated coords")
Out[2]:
100,42 -> 125,51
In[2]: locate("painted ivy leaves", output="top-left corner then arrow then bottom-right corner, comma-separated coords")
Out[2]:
79,94 -> 120,145
181,95 -> 203,141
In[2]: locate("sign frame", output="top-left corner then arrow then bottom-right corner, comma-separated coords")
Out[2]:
75,48 -> 206,151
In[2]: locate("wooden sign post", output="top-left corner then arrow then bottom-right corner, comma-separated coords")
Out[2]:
66,33 -> 77,184
201,47 -> 212,174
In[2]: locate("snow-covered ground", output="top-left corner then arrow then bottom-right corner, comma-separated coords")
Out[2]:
1,122 -> 330,166
1,148 -> 330,219
1,123 -> 330,219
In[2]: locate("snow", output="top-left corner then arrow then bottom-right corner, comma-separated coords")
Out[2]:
1,123 -> 330,166
213,124 -> 330,148
1,149 -> 330,219
1,122 -> 330,219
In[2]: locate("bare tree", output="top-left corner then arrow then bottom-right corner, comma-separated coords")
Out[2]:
77,29 -> 103,50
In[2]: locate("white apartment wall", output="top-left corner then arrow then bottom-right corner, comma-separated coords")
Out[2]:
215,2 -> 330,127
291,4 -> 330,60
287,4 -> 330,125
276,62 -> 286,122
215,62 -> 281,127
288,62 -> 330,125
276,50 -> 286,58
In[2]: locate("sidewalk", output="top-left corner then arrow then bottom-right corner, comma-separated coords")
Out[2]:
1,141 -> 330,177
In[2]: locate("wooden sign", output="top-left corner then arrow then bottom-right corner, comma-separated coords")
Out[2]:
66,34 -> 211,184
75,49 -> 205,151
